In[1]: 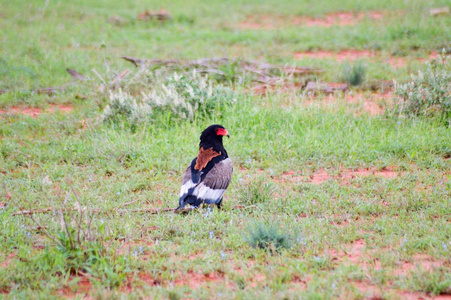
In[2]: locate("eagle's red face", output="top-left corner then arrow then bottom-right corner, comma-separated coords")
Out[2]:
215,128 -> 229,137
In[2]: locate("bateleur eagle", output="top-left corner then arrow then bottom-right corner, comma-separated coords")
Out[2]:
177,125 -> 233,210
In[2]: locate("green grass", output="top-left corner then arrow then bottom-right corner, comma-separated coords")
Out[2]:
1,0 -> 451,298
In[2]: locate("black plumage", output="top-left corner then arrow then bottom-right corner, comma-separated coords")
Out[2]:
177,125 -> 233,210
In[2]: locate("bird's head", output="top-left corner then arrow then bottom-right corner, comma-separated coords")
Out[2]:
200,124 -> 230,144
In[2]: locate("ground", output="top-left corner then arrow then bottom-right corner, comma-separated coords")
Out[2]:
0,0 -> 451,299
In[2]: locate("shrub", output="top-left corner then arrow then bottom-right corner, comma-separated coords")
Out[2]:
394,53 -> 451,122
341,62 -> 366,86
102,69 -> 236,124
102,90 -> 152,124
244,221 -> 294,253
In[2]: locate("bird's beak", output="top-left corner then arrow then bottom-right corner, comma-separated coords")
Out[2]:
217,128 -> 230,137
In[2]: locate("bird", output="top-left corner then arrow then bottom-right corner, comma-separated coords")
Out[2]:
177,124 -> 233,210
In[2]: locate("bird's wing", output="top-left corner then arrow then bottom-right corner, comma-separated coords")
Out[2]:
201,158 -> 233,190
195,158 -> 233,203
179,161 -> 196,197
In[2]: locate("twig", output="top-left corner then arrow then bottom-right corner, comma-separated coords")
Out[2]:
120,56 -> 321,76
111,69 -> 130,86
117,200 -> 138,209
0,87 -> 66,95
66,69 -> 86,81
13,205 -> 248,216
77,270 -> 92,278
121,56 -> 145,67
91,68 -> 107,86
71,187 -> 84,247
27,204 -> 60,245
13,207 -> 57,215
60,195 -> 73,249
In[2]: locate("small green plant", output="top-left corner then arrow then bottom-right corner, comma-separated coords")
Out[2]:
394,53 -> 451,122
341,62 -> 366,86
168,290 -> 181,300
102,69 -> 236,124
26,194 -> 129,287
244,221 -> 294,253
240,177 -> 275,205
402,268 -> 451,296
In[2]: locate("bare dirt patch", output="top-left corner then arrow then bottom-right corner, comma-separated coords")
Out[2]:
345,92 -> 390,115
60,275 -> 92,298
294,49 -> 375,61
174,270 -> 224,290
302,91 -> 392,116
287,275 -> 310,292
395,254 -> 447,276
328,240 -> 442,299
239,11 -> 384,30
251,83 -> 391,116
298,11 -> 383,27
121,272 -> 160,292
352,281 -> 431,300
240,15 -> 277,30
1,252 -> 16,268
0,104 -> 74,118
329,239 -> 369,265
280,167 -> 399,184
294,50 -> 439,67
293,49 -> 410,68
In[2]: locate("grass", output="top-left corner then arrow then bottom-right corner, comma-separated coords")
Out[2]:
341,62 -> 366,86
1,0 -> 451,298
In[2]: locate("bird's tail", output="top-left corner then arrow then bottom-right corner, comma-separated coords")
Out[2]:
177,195 -> 202,211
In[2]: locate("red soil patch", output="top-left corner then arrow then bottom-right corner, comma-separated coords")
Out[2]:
280,167 -> 399,184
1,252 -> 16,268
240,11 -> 384,29
294,50 -> 439,67
287,275 -> 310,292
294,49 -> 375,61
0,104 -> 74,118
303,91 -> 392,116
395,254 -> 446,276
327,240 -> 445,299
299,11 -> 383,27
138,272 -> 159,286
240,15 -> 276,30
121,272 -> 160,292
353,281 -> 431,300
353,281 -> 383,298
345,92 -> 389,115
174,270 -> 224,290
329,239 -> 369,265
60,275 -> 92,298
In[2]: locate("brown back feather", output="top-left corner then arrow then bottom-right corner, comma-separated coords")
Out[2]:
194,147 -> 221,171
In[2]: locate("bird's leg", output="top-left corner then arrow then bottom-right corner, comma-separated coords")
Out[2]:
216,198 -> 223,210
174,207 -> 197,214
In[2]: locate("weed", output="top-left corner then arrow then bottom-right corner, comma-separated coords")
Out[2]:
168,291 -> 181,300
341,62 -> 366,86
394,52 -> 451,122
400,268 -> 451,296
244,221 -> 294,253
21,193 -> 130,288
